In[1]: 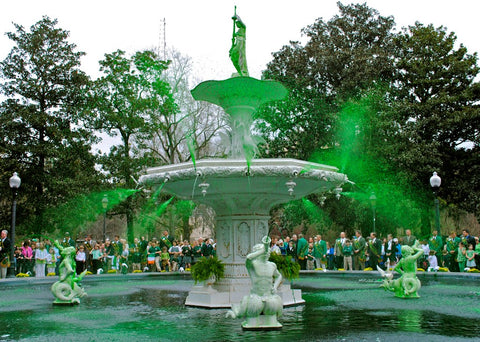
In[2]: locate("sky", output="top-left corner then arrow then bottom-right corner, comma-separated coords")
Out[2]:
1,0 -> 479,152
1,0 -> 480,81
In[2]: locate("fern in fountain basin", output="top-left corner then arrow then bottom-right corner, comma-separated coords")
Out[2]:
269,253 -> 300,281
191,257 -> 225,284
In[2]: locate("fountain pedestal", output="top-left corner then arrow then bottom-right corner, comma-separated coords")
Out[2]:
185,213 -> 303,307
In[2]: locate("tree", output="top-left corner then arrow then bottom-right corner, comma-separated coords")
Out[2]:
257,2 -> 396,160
257,3 -> 480,236
392,23 -> 480,216
90,49 -> 176,243
0,16 -> 101,233
143,47 -> 227,165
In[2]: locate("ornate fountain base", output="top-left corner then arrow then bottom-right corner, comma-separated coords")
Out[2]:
185,213 -> 304,308
185,277 -> 304,308
139,158 -> 347,308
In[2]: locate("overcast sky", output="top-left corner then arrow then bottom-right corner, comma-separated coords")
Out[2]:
1,0 -> 480,81
1,0 -> 479,152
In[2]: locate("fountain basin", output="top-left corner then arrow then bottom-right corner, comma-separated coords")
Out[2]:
1,272 -> 479,341
140,158 -> 346,213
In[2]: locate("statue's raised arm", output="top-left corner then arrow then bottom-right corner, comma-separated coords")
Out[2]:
229,7 -> 249,77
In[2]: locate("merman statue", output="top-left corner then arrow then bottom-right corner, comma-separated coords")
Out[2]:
378,241 -> 423,298
51,240 -> 88,305
227,236 -> 283,330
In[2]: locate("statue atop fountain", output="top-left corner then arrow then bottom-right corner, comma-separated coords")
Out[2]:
229,6 -> 248,77
51,240 -> 88,305
378,242 -> 423,298
227,236 -> 283,330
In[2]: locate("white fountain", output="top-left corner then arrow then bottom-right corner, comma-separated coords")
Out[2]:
139,11 -> 348,308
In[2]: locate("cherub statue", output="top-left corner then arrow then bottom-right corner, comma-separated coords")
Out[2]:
378,242 -> 423,298
227,236 -> 283,329
51,240 -> 88,305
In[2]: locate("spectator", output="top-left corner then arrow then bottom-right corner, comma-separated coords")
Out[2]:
75,245 -> 87,275
191,240 -> 202,265
0,230 -> 12,279
326,242 -> 335,270
181,240 -> 192,269
306,244 -> 315,270
91,244 -> 103,274
367,232 -> 382,270
161,247 -> 171,271
35,242 -> 48,277
313,235 -> 327,271
334,232 -> 346,270
47,248 -> 57,275
343,239 -> 353,271
296,234 -> 308,270
466,244 -> 476,269
457,242 -> 467,272
169,241 -> 181,272
427,250 -> 439,272
353,230 -> 366,270
403,229 -> 416,247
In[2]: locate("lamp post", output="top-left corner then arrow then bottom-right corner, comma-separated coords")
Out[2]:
430,172 -> 441,235
369,191 -> 377,233
102,194 -> 108,242
8,172 -> 21,277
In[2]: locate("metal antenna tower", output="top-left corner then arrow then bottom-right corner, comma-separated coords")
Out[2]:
158,18 -> 166,60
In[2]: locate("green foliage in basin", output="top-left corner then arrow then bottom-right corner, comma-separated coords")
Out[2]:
269,253 -> 300,281
191,257 -> 225,284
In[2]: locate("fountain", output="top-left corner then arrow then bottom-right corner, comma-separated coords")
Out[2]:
139,10 -> 348,308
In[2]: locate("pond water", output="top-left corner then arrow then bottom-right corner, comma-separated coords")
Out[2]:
1,274 -> 479,341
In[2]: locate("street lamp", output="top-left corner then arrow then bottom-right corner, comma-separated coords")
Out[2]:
102,194 -> 108,242
8,172 -> 21,277
369,192 -> 377,233
430,171 -> 441,235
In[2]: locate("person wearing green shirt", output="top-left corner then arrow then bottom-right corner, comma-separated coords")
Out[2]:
429,230 -> 443,266
457,242 -> 467,272
313,235 -> 327,271
446,231 -> 461,272
296,234 -> 308,270
334,232 -> 346,270
353,230 -> 366,270
191,240 -> 203,264
343,240 -> 353,271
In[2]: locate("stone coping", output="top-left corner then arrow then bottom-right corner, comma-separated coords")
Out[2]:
2,269 -> 478,288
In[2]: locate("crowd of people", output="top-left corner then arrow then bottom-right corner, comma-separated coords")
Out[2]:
0,229 -> 218,278
271,229 -> 480,273
1,227 -> 479,279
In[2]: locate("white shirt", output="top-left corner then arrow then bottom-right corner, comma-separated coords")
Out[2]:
75,251 -> 86,262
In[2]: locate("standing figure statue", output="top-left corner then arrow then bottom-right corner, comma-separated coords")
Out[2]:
51,240 -> 88,305
227,236 -> 283,330
229,6 -> 249,77
378,242 -> 423,298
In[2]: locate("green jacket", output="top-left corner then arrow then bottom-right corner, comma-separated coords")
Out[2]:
353,236 -> 366,258
313,240 -> 327,259
429,235 -> 443,253
343,245 -> 353,257
296,238 -> 308,259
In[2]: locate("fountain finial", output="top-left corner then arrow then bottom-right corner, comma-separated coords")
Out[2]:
229,6 -> 249,77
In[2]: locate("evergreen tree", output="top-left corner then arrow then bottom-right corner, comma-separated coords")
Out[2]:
0,16 -> 101,233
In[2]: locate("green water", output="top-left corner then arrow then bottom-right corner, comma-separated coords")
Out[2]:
0,274 -> 478,341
